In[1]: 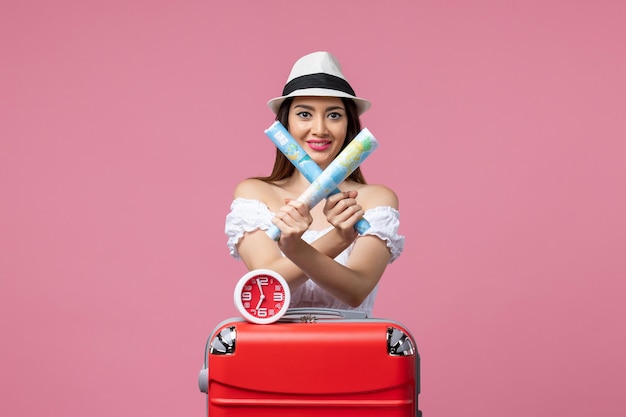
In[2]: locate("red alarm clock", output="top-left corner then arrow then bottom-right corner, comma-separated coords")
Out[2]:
233,269 -> 291,324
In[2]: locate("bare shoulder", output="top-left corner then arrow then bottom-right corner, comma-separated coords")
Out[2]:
353,183 -> 399,210
233,178 -> 274,201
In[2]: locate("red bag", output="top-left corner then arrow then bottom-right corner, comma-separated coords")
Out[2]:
199,308 -> 421,416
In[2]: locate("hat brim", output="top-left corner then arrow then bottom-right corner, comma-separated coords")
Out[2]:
267,88 -> 371,116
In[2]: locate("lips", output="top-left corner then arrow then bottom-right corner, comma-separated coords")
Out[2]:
306,140 -> 332,151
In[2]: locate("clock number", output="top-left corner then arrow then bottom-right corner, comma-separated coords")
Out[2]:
256,277 -> 269,285
257,307 -> 268,317
273,292 -> 284,302
241,291 -> 252,301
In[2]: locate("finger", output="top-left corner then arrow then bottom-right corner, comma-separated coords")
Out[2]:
334,196 -> 361,215
273,212 -> 300,234
278,202 -> 313,228
335,204 -> 364,223
325,191 -> 354,210
286,200 -> 311,218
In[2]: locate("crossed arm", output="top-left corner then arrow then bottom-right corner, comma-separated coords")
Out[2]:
233,179 -> 397,307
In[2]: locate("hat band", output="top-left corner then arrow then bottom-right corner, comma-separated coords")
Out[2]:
282,73 -> 356,97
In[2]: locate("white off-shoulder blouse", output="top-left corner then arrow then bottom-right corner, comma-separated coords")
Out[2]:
225,197 -> 405,316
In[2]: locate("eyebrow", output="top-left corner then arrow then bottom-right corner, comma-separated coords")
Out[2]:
293,104 -> 346,112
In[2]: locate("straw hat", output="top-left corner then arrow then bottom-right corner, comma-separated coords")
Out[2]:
267,51 -> 371,115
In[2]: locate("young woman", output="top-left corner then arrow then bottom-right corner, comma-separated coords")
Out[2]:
225,51 -> 404,316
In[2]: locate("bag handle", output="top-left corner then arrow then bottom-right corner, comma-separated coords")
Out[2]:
281,307 -> 368,322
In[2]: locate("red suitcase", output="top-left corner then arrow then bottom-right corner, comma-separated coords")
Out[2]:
198,308 -> 421,416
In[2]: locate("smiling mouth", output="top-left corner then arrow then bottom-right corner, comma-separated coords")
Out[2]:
306,140 -> 332,151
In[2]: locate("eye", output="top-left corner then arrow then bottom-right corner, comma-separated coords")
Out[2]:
296,111 -> 312,119
328,112 -> 343,120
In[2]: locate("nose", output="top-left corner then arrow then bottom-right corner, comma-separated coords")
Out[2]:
311,115 -> 328,136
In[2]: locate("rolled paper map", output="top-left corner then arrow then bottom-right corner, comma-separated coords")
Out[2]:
266,127 -> 379,241
264,121 -> 371,234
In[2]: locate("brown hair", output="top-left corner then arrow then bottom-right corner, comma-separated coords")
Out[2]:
255,97 -> 367,184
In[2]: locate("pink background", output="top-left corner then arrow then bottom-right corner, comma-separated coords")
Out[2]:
1,1 -> 625,416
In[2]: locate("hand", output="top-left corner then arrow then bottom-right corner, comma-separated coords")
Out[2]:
323,191 -> 362,242
272,199 -> 313,243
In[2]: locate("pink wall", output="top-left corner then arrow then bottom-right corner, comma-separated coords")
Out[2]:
1,1 -> 624,416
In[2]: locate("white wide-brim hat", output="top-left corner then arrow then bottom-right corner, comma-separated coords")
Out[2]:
267,51 -> 371,116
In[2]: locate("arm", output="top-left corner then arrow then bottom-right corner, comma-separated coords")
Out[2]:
233,179 -> 360,290
233,180 -> 400,306
278,184 -> 398,307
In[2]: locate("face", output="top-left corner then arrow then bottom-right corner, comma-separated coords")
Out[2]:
288,96 -> 348,169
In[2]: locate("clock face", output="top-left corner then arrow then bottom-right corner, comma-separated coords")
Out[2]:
234,269 -> 291,324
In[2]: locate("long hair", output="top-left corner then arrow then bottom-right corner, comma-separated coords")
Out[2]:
255,97 -> 367,184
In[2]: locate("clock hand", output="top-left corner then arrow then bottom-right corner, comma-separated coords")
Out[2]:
255,278 -> 266,310
255,293 -> 265,310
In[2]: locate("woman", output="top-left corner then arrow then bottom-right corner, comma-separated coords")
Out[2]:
225,51 -> 404,316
